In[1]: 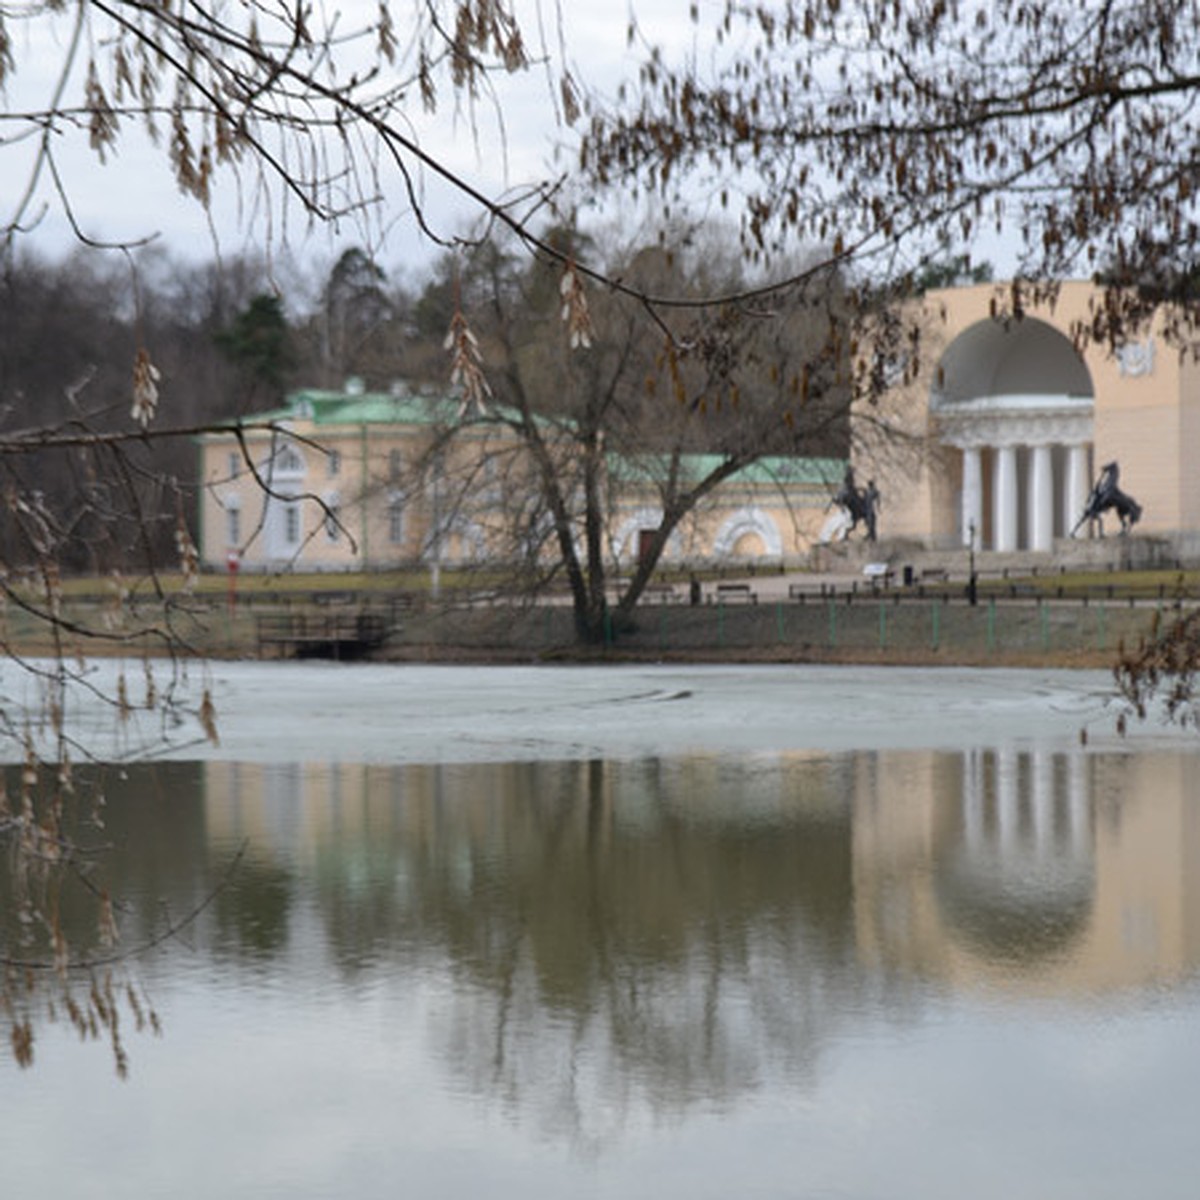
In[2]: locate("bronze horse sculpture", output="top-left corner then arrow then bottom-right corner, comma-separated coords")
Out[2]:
830,467 -> 880,542
1072,462 -> 1142,537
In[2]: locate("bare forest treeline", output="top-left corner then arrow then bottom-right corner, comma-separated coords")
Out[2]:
0,245 -> 434,573
0,237 -> 854,581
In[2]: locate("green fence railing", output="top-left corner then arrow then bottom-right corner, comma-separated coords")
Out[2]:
387,594 -> 1168,661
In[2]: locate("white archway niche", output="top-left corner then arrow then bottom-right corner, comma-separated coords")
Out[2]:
611,508 -> 684,564
712,507 -> 783,558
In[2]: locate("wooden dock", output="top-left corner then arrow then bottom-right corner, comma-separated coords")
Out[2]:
255,610 -> 392,660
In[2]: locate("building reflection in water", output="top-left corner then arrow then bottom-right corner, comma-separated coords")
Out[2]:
853,747 -> 1200,995
9,727 -> 1200,1200
187,748 -> 1200,1140
202,749 -> 1200,1001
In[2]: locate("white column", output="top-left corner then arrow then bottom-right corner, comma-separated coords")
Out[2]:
1067,752 -> 1090,859
1031,751 -> 1055,857
963,748 -> 984,850
993,444 -> 1019,552
1065,444 -> 1091,535
996,748 -> 1019,854
1029,443 -> 1055,552
961,446 -> 983,548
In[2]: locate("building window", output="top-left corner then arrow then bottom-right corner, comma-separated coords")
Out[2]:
328,449 -> 341,477
324,493 -> 341,542
226,504 -> 241,546
389,448 -> 403,483
284,500 -> 301,546
387,495 -> 405,545
228,451 -> 241,480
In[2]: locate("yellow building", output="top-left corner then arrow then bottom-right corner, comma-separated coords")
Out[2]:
862,280 -> 1200,557
197,381 -> 504,571
197,380 -> 845,572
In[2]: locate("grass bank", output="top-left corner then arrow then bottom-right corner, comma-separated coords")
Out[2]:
4,567 -> 1187,669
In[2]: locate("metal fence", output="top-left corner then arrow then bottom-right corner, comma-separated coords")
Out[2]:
18,586 -> 1176,663
388,593 -> 1172,662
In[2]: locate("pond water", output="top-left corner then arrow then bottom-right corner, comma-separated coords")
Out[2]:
4,665 -> 1200,1199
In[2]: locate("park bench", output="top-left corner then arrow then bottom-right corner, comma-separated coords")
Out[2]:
714,582 -> 757,604
643,583 -> 679,604
311,589 -> 358,606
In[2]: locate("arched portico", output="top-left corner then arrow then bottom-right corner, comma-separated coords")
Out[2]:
933,317 -> 1095,551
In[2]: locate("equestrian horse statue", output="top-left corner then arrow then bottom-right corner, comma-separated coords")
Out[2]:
821,466 -> 881,543
1071,461 -> 1142,537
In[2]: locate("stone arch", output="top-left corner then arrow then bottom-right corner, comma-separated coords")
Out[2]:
933,315 -> 1094,407
931,317 -> 1096,552
712,507 -> 783,558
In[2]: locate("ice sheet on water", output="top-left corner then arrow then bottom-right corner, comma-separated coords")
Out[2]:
3,660 -> 1182,765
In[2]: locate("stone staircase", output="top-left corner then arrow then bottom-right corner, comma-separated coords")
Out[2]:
811,533 -> 1182,580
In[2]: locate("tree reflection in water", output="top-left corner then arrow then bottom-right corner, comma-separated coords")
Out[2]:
371,757 -> 863,1146
0,762 -> 225,1074
7,746 -> 1200,1143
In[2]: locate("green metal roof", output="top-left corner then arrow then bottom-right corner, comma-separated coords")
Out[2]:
218,385 -> 847,487
607,453 -> 847,488
286,383 -> 460,426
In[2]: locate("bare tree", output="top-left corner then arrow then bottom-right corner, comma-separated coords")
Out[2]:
314,248 -> 395,387
2,1 -> 581,254
0,0 -> 575,1065
422,226 -> 864,643
573,0 -> 1200,712
0,246 -> 289,1065
582,1 -> 1200,343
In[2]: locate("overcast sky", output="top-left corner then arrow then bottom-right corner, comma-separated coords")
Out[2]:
5,1 -> 1021,291
2,2 -> 703,278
